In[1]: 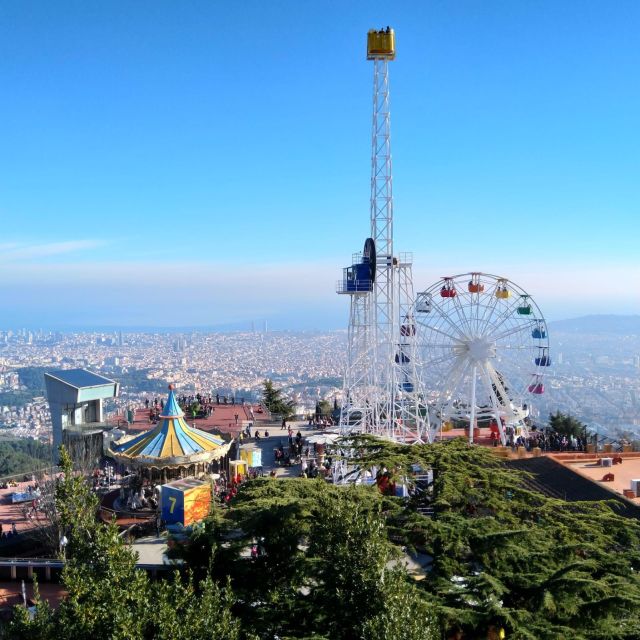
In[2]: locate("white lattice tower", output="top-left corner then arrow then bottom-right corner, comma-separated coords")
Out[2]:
369,55 -> 395,438
339,284 -> 375,433
368,32 -> 428,443
337,29 -> 428,443
395,255 -> 429,442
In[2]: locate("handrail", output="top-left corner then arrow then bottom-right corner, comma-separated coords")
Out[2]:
0,558 -> 64,567
99,506 -> 155,522
0,556 -> 175,572
0,466 -> 57,484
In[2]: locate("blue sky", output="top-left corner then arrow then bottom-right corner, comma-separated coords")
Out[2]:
1,1 -> 639,329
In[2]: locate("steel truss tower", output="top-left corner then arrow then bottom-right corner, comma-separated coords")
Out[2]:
338,28 -> 429,443
337,269 -> 375,433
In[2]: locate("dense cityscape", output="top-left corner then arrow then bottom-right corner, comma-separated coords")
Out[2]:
1,317 -> 640,444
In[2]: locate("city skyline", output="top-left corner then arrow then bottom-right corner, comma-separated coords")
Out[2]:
2,1 -> 639,328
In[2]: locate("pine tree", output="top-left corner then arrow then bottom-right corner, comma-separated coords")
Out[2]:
262,379 -> 295,418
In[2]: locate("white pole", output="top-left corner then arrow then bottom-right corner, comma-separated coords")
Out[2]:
469,366 -> 477,445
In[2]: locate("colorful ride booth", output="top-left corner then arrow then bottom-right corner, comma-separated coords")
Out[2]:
103,385 -> 232,529
161,477 -> 212,528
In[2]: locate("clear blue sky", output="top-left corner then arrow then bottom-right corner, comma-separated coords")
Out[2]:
1,1 -> 639,329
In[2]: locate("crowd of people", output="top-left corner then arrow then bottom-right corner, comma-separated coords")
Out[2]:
119,484 -> 158,511
0,522 -> 18,540
495,426 -> 588,452
308,415 -> 335,428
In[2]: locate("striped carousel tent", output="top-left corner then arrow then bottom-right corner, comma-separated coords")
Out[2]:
111,385 -> 231,477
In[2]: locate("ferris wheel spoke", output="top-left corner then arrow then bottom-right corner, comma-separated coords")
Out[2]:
427,298 -> 470,340
480,361 -> 512,411
475,361 -> 511,444
423,351 -> 459,368
483,296 -> 530,338
449,292 -> 476,337
473,287 -> 502,336
490,321 -> 535,343
440,357 -> 471,406
494,347 -> 530,387
419,321 -> 465,344
463,278 -> 494,335
474,293 -> 490,335
476,274 -> 498,328
499,349 -> 544,384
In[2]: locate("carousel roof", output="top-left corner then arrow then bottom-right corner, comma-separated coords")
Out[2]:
111,385 -> 230,466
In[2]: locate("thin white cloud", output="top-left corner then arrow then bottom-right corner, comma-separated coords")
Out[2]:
0,239 -> 105,263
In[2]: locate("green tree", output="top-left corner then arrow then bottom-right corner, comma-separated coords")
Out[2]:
147,574 -> 241,640
548,411 -> 588,438
339,435 -> 640,639
317,399 -> 332,417
308,487 -> 437,640
174,476 -> 435,639
5,446 -> 241,640
4,579 -> 56,640
0,438 -> 52,477
54,446 -> 99,556
262,379 -> 295,418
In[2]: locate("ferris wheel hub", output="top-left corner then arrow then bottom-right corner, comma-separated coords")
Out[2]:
464,337 -> 496,362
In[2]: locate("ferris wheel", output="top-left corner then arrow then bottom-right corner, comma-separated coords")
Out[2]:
414,272 -> 550,445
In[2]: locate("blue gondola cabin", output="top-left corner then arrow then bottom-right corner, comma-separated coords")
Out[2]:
532,325 -> 547,339
343,262 -> 373,293
535,348 -> 551,366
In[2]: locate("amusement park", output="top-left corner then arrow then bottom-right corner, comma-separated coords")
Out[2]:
336,28 -> 552,450
2,21 -> 640,640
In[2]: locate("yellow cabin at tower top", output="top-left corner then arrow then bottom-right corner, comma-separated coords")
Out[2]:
367,28 -> 395,60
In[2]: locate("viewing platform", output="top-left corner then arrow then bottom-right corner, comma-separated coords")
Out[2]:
120,402 -> 272,438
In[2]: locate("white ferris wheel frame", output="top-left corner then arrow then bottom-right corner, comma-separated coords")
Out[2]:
414,272 -> 550,445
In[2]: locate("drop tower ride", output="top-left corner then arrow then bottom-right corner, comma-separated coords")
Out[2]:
337,28 -> 428,443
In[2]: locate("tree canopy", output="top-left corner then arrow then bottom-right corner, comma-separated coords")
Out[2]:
261,379 -> 295,418
332,435 -> 640,639
0,438 -> 52,477
548,411 -> 589,438
3,446 -> 241,640
7,438 -> 640,639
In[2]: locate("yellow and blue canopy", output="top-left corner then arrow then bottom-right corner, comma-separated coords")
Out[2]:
111,387 -> 230,466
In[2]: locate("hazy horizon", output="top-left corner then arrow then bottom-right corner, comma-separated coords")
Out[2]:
2,313 -> 639,335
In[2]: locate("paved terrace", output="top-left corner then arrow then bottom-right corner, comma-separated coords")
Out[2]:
552,451 -> 640,506
0,581 -> 66,610
118,403 -> 273,438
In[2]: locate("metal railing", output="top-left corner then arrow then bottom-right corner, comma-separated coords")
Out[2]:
0,555 -> 174,580
336,280 -> 373,294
